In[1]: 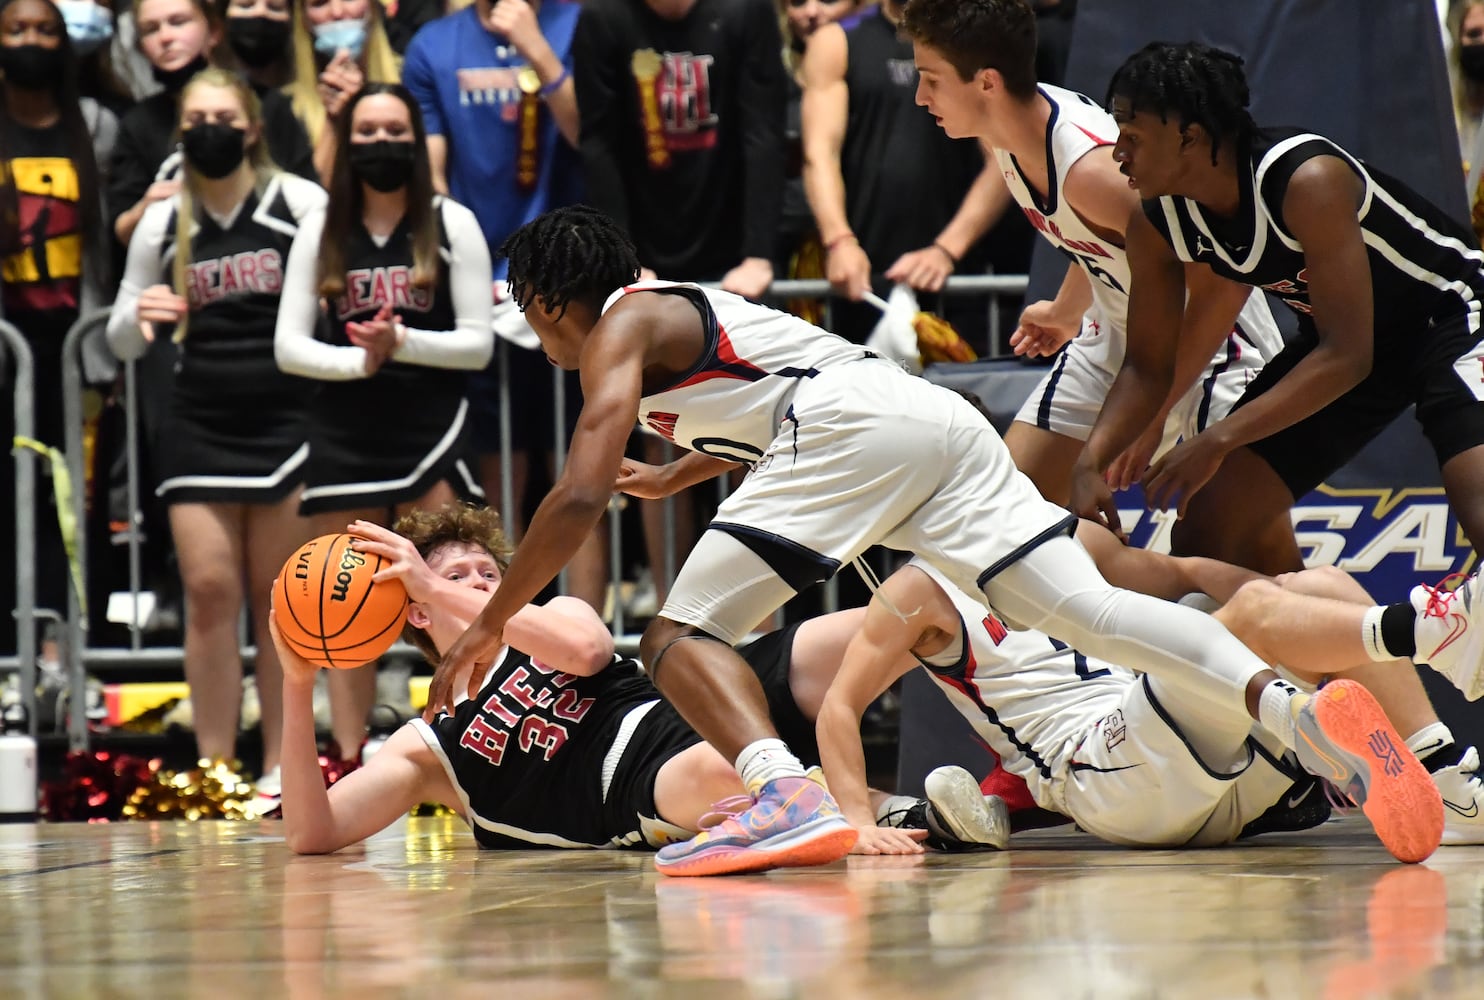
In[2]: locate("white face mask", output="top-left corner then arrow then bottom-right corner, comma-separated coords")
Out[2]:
310,15 -> 369,60
57,0 -> 115,57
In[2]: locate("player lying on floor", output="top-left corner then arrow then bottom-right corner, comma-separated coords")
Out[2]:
817,520 -> 1484,862
273,505 -> 1004,855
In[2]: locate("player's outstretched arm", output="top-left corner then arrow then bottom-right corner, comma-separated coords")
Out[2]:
816,568 -> 953,855
615,453 -> 740,500
272,613 -> 452,854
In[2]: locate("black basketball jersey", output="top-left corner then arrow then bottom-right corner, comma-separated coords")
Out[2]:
418,648 -> 664,849
1144,129 -> 1484,337
327,198 -> 459,392
161,174 -> 318,359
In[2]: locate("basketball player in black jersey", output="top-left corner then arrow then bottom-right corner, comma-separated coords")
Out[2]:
272,504 -> 1008,854
1073,42 -> 1484,593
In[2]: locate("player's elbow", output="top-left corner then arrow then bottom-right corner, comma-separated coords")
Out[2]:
283,825 -> 338,855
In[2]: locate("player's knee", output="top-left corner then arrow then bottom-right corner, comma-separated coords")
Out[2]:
639,617 -> 699,680
183,570 -> 242,625
1216,579 -> 1285,649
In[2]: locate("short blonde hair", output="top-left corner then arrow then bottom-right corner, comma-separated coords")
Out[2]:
393,504 -> 515,665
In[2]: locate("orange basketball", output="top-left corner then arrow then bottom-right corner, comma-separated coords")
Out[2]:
274,533 -> 408,668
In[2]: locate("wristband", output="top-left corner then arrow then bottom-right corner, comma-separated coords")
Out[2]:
825,232 -> 858,254
931,241 -> 960,266
539,67 -> 571,96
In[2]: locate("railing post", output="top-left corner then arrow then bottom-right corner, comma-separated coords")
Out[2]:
1,320 -> 39,740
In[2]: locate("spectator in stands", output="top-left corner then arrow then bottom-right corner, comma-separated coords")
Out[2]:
0,0 -> 117,662
222,0 -> 296,94
106,69 -> 323,789
574,0 -> 788,609
274,83 -> 493,765
801,0 -> 1008,345
286,0 -> 401,184
62,0 -> 136,115
108,0 -> 313,248
402,0 -> 608,613
1448,0 -> 1484,241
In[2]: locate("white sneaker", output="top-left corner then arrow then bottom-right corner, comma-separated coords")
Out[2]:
1412,573 -> 1484,700
1433,746 -> 1484,846
922,765 -> 1010,851
254,765 -> 282,818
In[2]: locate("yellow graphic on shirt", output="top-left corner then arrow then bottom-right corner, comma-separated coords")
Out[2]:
1,156 -> 83,289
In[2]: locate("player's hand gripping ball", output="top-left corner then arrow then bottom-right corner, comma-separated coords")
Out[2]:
274,534 -> 408,668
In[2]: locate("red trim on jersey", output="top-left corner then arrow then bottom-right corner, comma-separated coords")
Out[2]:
1073,124 -> 1114,146
672,322 -> 768,389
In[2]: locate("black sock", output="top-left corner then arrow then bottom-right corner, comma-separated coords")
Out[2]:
1421,742 -> 1467,773
1380,602 -> 1417,658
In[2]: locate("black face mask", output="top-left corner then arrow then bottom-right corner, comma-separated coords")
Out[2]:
182,123 -> 247,179
151,53 -> 210,93
0,44 -> 64,90
227,17 -> 292,69
349,141 -> 418,193
1464,44 -> 1484,82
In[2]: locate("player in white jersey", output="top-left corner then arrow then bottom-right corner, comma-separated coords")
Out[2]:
818,519 -> 1484,859
424,204 -> 1447,875
898,0 -> 1281,511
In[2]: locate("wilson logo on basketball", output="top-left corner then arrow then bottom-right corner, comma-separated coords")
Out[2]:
329,549 -> 368,603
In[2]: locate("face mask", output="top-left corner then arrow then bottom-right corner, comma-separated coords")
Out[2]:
0,43 -> 64,89
151,52 -> 209,93
1463,44 -> 1484,82
57,0 -> 115,57
311,17 -> 368,60
349,140 -> 417,192
181,122 -> 247,179
227,16 -> 292,69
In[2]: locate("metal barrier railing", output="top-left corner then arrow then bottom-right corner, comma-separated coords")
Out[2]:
9,273 -> 1029,750
1,319 -> 40,739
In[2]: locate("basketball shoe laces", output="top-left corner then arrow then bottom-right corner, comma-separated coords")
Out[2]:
696,795 -> 754,833
1418,572 -> 1471,641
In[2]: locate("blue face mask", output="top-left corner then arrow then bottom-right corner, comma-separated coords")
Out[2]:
56,0 -> 115,57
310,16 -> 368,59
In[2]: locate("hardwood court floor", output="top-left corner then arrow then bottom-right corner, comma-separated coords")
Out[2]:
2,816 -> 1482,999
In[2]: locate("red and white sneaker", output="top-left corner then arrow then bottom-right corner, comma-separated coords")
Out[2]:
1411,573 -> 1484,700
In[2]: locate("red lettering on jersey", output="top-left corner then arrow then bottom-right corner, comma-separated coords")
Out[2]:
981,614 -> 1008,646
551,689 -> 595,724
389,266 -> 412,308
185,251 -> 282,307
646,411 -> 679,441
258,250 -> 282,292
480,688 -> 520,728
236,252 -> 258,289
517,716 -> 568,761
498,667 -> 540,710
1022,207 -> 1048,235
218,255 -> 241,296
459,715 -> 509,765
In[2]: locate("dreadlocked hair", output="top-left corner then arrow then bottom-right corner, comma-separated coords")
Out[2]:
498,205 -> 640,320
1106,42 -> 1256,165
392,503 -> 515,666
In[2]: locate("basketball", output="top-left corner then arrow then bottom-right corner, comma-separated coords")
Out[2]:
274,533 -> 409,668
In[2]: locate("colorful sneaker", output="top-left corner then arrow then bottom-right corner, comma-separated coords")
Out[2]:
878,766 -> 1009,851
653,775 -> 858,878
1411,573 -> 1484,700
1432,745 -> 1484,846
1292,679 -> 1444,863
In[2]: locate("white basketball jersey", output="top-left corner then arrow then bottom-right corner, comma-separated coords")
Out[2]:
997,85 -> 1282,375
605,281 -> 875,465
910,559 -> 1133,814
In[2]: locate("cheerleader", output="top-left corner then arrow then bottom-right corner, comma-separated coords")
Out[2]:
107,68 -> 324,795
275,82 -> 491,760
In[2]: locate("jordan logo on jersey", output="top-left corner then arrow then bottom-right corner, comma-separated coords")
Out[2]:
185,250 -> 282,307
459,663 -> 596,767
335,265 -> 434,320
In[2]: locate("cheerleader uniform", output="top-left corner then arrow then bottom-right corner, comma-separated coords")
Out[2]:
274,195 -> 493,515
106,173 -> 326,503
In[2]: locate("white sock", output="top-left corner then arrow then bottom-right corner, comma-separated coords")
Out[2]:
1406,721 -> 1455,760
875,794 -> 919,828
1360,606 -> 1391,661
1255,679 -> 1304,750
735,739 -> 807,795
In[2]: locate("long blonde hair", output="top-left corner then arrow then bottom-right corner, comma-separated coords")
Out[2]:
172,68 -> 280,342
287,2 -> 401,147
1449,1 -> 1484,141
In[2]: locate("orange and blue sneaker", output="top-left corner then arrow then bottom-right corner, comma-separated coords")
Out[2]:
653,775 -> 858,878
1292,679 -> 1444,864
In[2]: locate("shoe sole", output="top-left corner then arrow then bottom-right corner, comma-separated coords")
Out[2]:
924,766 -> 1009,850
1300,679 -> 1444,863
653,815 -> 858,878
